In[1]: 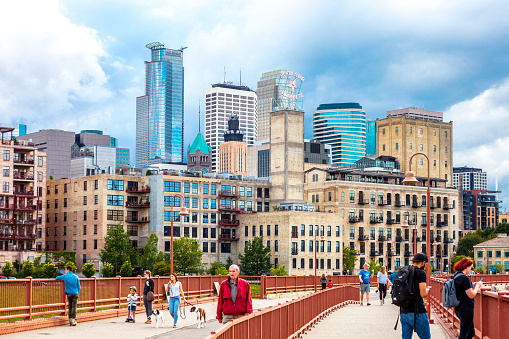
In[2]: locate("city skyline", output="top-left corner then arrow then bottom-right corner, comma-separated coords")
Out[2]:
1,1 -> 509,205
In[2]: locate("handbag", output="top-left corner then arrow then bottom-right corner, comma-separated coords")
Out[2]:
146,291 -> 154,302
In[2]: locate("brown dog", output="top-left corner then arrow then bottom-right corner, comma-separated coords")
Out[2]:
189,306 -> 206,328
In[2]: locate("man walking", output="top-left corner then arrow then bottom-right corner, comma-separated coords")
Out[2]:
400,253 -> 430,339
359,263 -> 371,306
216,264 -> 253,324
56,265 -> 81,326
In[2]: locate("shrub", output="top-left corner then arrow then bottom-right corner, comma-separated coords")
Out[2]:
42,263 -> 59,278
2,261 -> 13,277
152,261 -> 170,276
119,261 -> 133,277
82,263 -> 97,278
64,261 -> 77,273
102,263 -> 115,277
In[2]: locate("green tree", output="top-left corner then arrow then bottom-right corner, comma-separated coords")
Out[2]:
42,262 -> 58,278
152,261 -> 170,276
21,260 -> 34,277
270,263 -> 288,276
451,255 -> 474,269
173,235 -> 203,274
456,233 -> 484,258
102,262 -> 115,277
238,236 -> 271,276
2,261 -> 13,277
225,256 -> 234,268
495,223 -> 509,234
367,258 -> 382,275
208,261 -> 228,275
343,247 -> 358,273
64,261 -> 77,273
82,263 -> 97,278
119,261 -> 133,277
140,234 -> 165,272
99,224 -> 136,275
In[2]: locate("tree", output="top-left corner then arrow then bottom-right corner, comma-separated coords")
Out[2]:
140,234 -> 165,272
367,258 -> 382,275
152,261 -> 171,276
456,233 -> 484,258
238,236 -> 271,276
2,261 -> 13,277
102,263 -> 115,277
119,261 -> 133,277
270,263 -> 288,276
64,261 -> 77,273
209,261 -> 228,275
173,235 -> 203,274
82,263 -> 97,278
21,260 -> 34,277
99,224 -> 136,275
495,223 -> 509,234
343,247 -> 358,273
451,255 -> 474,269
226,256 -> 234,268
42,263 -> 58,278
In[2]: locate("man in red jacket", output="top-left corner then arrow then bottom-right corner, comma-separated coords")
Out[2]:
217,264 -> 253,324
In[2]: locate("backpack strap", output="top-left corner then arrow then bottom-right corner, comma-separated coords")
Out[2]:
394,309 -> 400,330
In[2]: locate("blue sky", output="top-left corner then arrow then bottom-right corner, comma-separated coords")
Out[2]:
1,0 -> 509,207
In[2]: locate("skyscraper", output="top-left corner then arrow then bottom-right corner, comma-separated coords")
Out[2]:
136,42 -> 185,167
313,103 -> 367,165
204,83 -> 256,171
453,166 -> 487,190
218,115 -> 247,176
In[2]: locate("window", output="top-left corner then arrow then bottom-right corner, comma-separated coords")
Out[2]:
349,190 -> 354,203
336,226 -> 340,237
247,187 -> 252,197
164,181 -> 181,192
203,242 -> 208,253
94,225 -> 97,234
83,211 -> 87,221
184,182 -> 190,193
419,128 -> 423,134
327,225 -> 331,236
192,183 -> 198,194
203,184 -> 209,194
445,146 -> 448,153
83,240 -> 87,250
107,180 -> 124,190
203,198 -> 209,209
409,126 -> 412,133
275,240 -> 278,252
83,196 -> 87,205
211,184 -> 216,195
336,241 -> 340,252
395,127 -> 398,133
2,166 -> 9,177
409,143 -> 412,150
275,225 -> 278,236
192,198 -> 198,208
267,225 -> 271,236
94,195 -> 98,204
83,181 -> 87,191
107,195 -> 124,206
3,150 -> 10,161
107,210 -> 123,220
93,210 -> 97,220
382,128 -> 385,135
94,239 -> 97,249
395,143 -> 399,150
94,180 -> 98,189
445,131 -> 448,137
383,144 -> 385,151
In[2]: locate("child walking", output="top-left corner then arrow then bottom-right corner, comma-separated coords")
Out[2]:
126,286 -> 138,323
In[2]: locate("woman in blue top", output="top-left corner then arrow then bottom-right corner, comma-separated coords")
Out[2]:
377,266 -> 390,305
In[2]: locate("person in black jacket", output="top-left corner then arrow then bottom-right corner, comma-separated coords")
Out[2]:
143,270 -> 155,324
453,258 -> 483,339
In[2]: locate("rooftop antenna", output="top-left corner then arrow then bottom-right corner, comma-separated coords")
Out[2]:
179,46 -> 188,53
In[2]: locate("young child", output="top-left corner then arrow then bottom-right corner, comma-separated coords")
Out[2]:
126,286 -> 138,323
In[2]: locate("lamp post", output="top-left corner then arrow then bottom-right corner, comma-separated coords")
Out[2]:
403,152 -> 431,321
169,193 -> 189,273
314,225 -> 317,292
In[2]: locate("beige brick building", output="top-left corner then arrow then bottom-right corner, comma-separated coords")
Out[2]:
1,128 -> 46,266
305,167 -> 461,274
473,235 -> 509,273
218,141 -> 247,176
376,115 -> 453,184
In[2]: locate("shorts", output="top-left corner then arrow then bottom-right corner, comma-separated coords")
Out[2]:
360,283 -> 371,294
128,305 -> 136,312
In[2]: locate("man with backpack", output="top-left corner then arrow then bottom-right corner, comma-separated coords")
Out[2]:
392,253 -> 430,339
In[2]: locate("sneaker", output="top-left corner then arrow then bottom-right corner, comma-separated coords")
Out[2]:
125,318 -> 130,322
145,320 -> 151,324
367,303 -> 371,306
173,324 -> 177,328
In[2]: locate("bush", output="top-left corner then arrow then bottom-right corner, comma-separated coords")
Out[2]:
64,261 -> 77,273
42,263 -> 59,278
2,261 -> 13,277
82,263 -> 97,278
208,261 -> 228,275
152,261 -> 170,276
102,263 -> 115,277
119,261 -> 133,277
21,260 -> 34,277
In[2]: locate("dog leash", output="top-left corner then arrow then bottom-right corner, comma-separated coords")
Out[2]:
178,300 -> 196,319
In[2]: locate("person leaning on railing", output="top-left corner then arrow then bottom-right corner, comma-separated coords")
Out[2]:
453,258 -> 483,339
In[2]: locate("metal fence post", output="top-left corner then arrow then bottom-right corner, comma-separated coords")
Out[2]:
92,276 -> 97,312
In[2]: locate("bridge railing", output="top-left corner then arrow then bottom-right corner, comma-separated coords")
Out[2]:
430,274 -> 509,339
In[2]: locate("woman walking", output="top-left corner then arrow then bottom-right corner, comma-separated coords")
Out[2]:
453,258 -> 483,339
165,272 -> 187,328
320,274 -> 327,290
377,266 -> 389,305
143,270 -> 154,324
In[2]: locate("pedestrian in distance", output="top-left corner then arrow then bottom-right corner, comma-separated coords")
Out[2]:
453,257 -> 483,339
377,266 -> 390,305
143,270 -> 155,324
56,265 -> 81,326
216,264 -> 253,324
327,278 -> 333,289
359,263 -> 371,306
320,274 -> 327,290
398,253 -> 431,339
126,286 -> 138,323
165,272 -> 187,328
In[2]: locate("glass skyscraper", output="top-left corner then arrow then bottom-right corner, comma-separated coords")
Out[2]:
365,120 -> 376,155
313,103 -> 366,165
136,42 -> 184,167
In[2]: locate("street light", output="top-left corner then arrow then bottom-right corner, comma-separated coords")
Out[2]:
169,194 -> 189,273
403,152 -> 431,321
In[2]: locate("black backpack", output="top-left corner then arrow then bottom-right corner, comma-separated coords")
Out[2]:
391,265 -> 416,308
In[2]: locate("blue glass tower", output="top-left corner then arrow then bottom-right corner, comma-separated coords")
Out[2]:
365,120 -> 376,155
313,103 -> 366,165
136,42 -> 184,167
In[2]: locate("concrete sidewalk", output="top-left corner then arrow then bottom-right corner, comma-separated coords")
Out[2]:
301,291 -> 448,339
4,296 -> 299,339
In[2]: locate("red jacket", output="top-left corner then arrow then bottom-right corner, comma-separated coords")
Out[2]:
216,277 -> 253,319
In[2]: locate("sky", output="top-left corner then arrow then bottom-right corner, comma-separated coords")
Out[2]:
1,0 -> 509,207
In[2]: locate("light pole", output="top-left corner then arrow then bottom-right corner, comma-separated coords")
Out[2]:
169,194 -> 189,273
403,152 -> 431,321
314,225 -> 317,292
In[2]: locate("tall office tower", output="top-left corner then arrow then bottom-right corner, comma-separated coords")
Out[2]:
376,114 -> 453,183
136,42 -> 185,167
218,115 -> 247,176
386,107 -> 443,122
453,166 -> 487,190
313,103 -> 367,165
204,83 -> 256,171
366,120 -> 377,155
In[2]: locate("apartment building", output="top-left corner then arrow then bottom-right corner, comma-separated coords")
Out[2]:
473,235 -> 509,273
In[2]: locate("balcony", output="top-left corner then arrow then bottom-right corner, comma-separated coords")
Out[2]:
430,204 -> 437,209
370,251 -> 380,257
218,219 -> 240,226
412,202 -> 421,208
291,249 -> 298,255
13,173 -> 34,181
370,217 -> 383,224
404,251 -> 413,257
378,236 -> 387,241
16,204 -> 37,211
13,159 -> 34,166
13,190 -> 35,196
386,219 -> 397,225
291,232 -> 298,238
0,218 -> 14,225
443,204 -> 452,210
218,234 -> 239,241
437,221 -> 448,227
126,187 -> 151,193
125,217 -> 150,223
219,190 -> 239,198
387,252 -> 396,257
15,219 -> 36,225
396,236 -> 407,242
357,235 -> 369,241
125,202 -> 150,208
358,199 -> 369,205
378,199 -> 389,206
394,201 -> 405,207
443,238 -> 454,243
0,232 -> 36,240
219,205 -> 241,212
349,216 -> 362,223
0,204 -> 11,210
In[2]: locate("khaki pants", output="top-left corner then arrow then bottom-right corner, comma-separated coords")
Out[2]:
222,314 -> 242,324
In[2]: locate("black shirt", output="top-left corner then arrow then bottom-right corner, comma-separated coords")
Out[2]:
454,273 -> 474,309
143,278 -> 154,296
401,266 -> 427,314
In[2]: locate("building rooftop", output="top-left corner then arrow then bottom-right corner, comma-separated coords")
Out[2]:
187,131 -> 212,154
211,83 -> 254,92
316,103 -> 362,111
473,235 -> 509,248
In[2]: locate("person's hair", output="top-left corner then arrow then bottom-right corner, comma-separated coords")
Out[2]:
66,265 -> 73,272
144,270 -> 151,278
229,264 -> 240,272
454,257 -> 473,273
380,266 -> 386,275
170,272 -> 178,281
321,274 -> 326,280
363,263 -> 369,267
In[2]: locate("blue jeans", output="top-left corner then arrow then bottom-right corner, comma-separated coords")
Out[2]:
400,312 -> 431,339
169,297 -> 180,324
